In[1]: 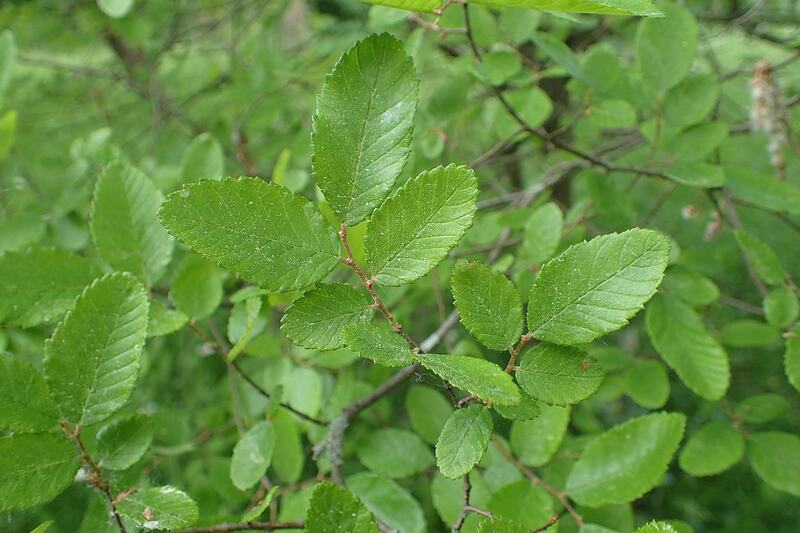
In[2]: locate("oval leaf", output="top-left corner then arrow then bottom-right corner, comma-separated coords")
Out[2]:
415,353 -> 521,406
436,405 -> 493,479
516,343 -> 604,406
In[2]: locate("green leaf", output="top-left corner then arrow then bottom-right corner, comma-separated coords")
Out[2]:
0,356 -> 59,433
0,248 -> 100,327
366,164 -> 478,286
662,74 -> 719,127
170,255 -> 223,319
725,167 -> 800,216
0,109 -> 16,160
494,394 -> 541,421
414,353 -> 521,406
527,229 -> 669,345
748,432 -> 800,497
470,0 -> 661,16
451,260 -> 523,351
347,472 -> 425,533
436,405 -> 493,479
504,87 -> 553,129
566,412 -> 685,506
475,50 -> 521,86
181,132 -> 224,182
678,421 -> 744,477
720,319 -> 780,348
271,408 -> 305,484
734,394 -> 789,424
357,428 -> 434,478
358,0 -> 439,13
342,322 -> 414,367
646,294 -> 729,401
0,432 -> 80,512
623,359 -> 670,409
764,287 -> 799,329
117,486 -> 199,530
589,99 -> 637,128
44,273 -> 149,426
636,522 -> 679,533
660,162 -> 724,188
785,337 -> 800,393
636,2 -> 698,91
306,482 -> 380,533
96,414 -> 153,470
0,30 -> 16,93
147,300 -> 188,338
509,404 -> 570,466
242,486 -> 278,523
91,161 -> 174,286
30,522 -> 52,533
663,122 -> 728,162
531,31 -> 586,81
97,0 -> 134,18
487,480 -> 553,530
312,33 -> 418,226
160,178 -> 339,293
230,421 -> 275,490
662,266 -> 719,307
227,296 -> 263,361
734,230 -> 784,286
478,517 -> 528,533
523,202 -> 563,264
406,386 -> 454,445
281,283 -> 373,350
515,343 -> 604,406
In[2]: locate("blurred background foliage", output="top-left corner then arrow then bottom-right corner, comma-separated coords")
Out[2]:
1,0 -> 800,531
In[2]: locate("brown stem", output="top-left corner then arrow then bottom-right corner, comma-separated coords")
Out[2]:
452,475 -> 473,532
174,520 -> 304,532
61,422 -> 128,533
506,333 -> 533,372
532,513 -> 562,533
339,224 -> 420,351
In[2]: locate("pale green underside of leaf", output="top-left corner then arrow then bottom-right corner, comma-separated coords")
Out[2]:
357,428 -> 434,478
347,472 -> 426,533
366,164 -> 478,286
678,421 -> 743,477
312,33 -> 418,226
436,405 -> 493,479
0,356 -> 59,433
527,229 -> 669,345
566,412 -> 685,506
44,272 -> 149,426
451,260 -> 523,351
342,322 -> 414,367
159,178 -> 339,293
92,161 -> 174,286
242,486 -> 277,523
117,486 -> 199,530
516,343 -> 604,406
0,248 -> 100,327
0,432 -> 80,512
646,294 -> 730,401
415,353 -> 521,406
230,421 -> 275,490
96,414 -> 153,471
494,394 -> 541,421
281,283 -> 374,350
307,482 -> 380,533
748,432 -> 800,497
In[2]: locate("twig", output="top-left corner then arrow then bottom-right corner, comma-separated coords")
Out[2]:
61,422 -> 127,533
452,475 -> 472,532
505,333 -> 533,372
492,439 -> 584,527
174,520 -> 304,533
532,513 -> 562,532
187,321 -> 326,425
340,224 -> 420,351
